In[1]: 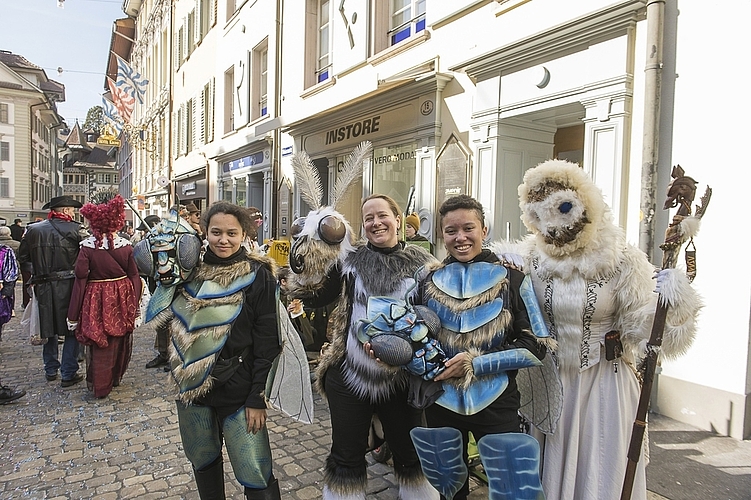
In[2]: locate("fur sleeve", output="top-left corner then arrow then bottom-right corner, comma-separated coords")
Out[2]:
612,245 -> 700,360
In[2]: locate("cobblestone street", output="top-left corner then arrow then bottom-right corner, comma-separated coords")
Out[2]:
0,306 -> 488,499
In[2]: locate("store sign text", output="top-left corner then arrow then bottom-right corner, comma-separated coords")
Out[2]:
325,116 -> 380,145
373,151 -> 416,164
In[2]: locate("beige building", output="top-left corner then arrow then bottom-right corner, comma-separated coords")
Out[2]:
0,50 -> 65,224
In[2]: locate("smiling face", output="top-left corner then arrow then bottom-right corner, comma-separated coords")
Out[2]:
206,212 -> 245,257
362,197 -> 400,248
441,208 -> 487,262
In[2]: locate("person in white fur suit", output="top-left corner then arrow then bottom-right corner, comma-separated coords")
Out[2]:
512,159 -> 701,500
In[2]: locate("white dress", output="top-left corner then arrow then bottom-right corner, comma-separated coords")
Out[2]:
523,228 -> 698,500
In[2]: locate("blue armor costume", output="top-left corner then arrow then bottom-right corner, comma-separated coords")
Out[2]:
134,211 -> 282,500
413,249 -> 549,500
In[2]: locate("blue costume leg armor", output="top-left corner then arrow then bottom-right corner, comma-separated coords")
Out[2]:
409,427 -> 468,500
177,401 -> 223,470
477,433 -> 545,500
223,406 -> 273,489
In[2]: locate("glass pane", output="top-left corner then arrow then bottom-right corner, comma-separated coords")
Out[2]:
236,177 -> 247,207
222,181 -> 233,202
320,0 -> 329,24
372,143 -> 417,214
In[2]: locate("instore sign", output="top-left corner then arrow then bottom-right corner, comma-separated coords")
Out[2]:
222,151 -> 267,173
182,181 -> 197,196
325,116 -> 380,145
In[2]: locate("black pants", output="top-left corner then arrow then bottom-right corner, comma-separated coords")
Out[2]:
324,363 -> 424,490
425,402 -> 521,500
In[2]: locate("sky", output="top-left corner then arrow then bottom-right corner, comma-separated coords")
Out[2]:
0,0 -> 126,125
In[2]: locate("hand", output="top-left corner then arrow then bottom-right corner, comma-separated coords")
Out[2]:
434,352 -> 469,382
653,268 -> 672,294
66,319 -> 79,331
362,342 -> 382,363
288,299 -> 303,318
245,407 -> 267,434
500,253 -> 525,271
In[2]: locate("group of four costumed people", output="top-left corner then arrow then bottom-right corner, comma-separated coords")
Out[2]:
135,139 -> 700,500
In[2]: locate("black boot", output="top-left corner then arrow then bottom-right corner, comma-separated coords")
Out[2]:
244,476 -> 281,500
194,457 -> 226,500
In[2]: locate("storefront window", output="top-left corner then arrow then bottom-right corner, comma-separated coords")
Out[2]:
235,177 -> 247,207
221,180 -> 233,202
372,142 -> 417,213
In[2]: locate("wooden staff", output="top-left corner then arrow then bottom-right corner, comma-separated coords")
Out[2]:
621,166 -> 711,499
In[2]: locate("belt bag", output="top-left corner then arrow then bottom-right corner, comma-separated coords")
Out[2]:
211,346 -> 251,385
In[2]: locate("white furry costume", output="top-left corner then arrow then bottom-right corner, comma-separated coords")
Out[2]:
515,160 -> 701,500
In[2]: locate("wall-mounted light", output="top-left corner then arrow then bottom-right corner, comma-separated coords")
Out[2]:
532,66 -> 550,89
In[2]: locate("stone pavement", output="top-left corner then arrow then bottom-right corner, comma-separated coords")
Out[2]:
0,306 -> 748,499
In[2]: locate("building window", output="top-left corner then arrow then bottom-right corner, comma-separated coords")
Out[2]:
317,0 -> 332,83
188,10 -> 195,56
252,42 -> 269,120
372,142 -> 417,213
0,142 -> 8,161
226,0 -> 237,22
0,103 -> 8,123
390,0 -> 426,45
0,178 -> 8,198
224,67 -> 234,133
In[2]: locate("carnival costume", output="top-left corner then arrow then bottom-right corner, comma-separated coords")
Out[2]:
509,159 -> 701,500
134,210 -> 287,500
285,142 -> 439,500
68,225 -> 141,398
407,249 -> 549,499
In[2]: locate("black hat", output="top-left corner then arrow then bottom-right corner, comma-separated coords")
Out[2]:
137,215 -> 161,231
42,196 -> 83,210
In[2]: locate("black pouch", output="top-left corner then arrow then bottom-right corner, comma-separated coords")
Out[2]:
605,330 -> 623,361
211,346 -> 251,385
1,281 -> 16,297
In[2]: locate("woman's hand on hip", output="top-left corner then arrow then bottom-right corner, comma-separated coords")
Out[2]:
245,407 -> 267,434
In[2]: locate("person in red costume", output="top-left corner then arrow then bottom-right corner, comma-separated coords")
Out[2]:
67,194 -> 142,399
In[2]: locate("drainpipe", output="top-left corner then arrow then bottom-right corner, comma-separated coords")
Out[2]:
638,0 -> 665,262
270,0 -> 284,239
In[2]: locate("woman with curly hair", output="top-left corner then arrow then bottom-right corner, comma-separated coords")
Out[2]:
67,194 -> 142,399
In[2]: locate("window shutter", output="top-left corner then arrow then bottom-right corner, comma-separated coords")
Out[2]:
195,1 -> 203,41
180,103 -> 187,155
207,78 -> 215,142
192,96 -> 199,149
199,86 -> 206,146
172,110 -> 179,159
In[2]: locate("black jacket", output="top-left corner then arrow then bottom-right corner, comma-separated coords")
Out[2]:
17,218 -> 82,338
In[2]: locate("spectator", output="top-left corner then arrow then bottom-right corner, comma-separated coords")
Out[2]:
17,196 -> 84,387
181,202 -> 203,239
405,212 -> 433,254
0,231 -> 19,340
9,219 -> 24,242
67,195 -> 141,399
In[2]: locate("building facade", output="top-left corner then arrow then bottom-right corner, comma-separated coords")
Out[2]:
112,0 -> 751,439
0,50 -> 65,225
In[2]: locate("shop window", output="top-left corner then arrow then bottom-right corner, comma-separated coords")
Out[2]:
235,176 -> 247,207
389,0 -> 426,46
372,143 -> 417,213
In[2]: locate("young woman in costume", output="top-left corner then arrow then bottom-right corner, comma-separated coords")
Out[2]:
158,201 -> 282,499
406,195 -> 548,500
289,193 -> 439,500
67,195 -> 142,399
